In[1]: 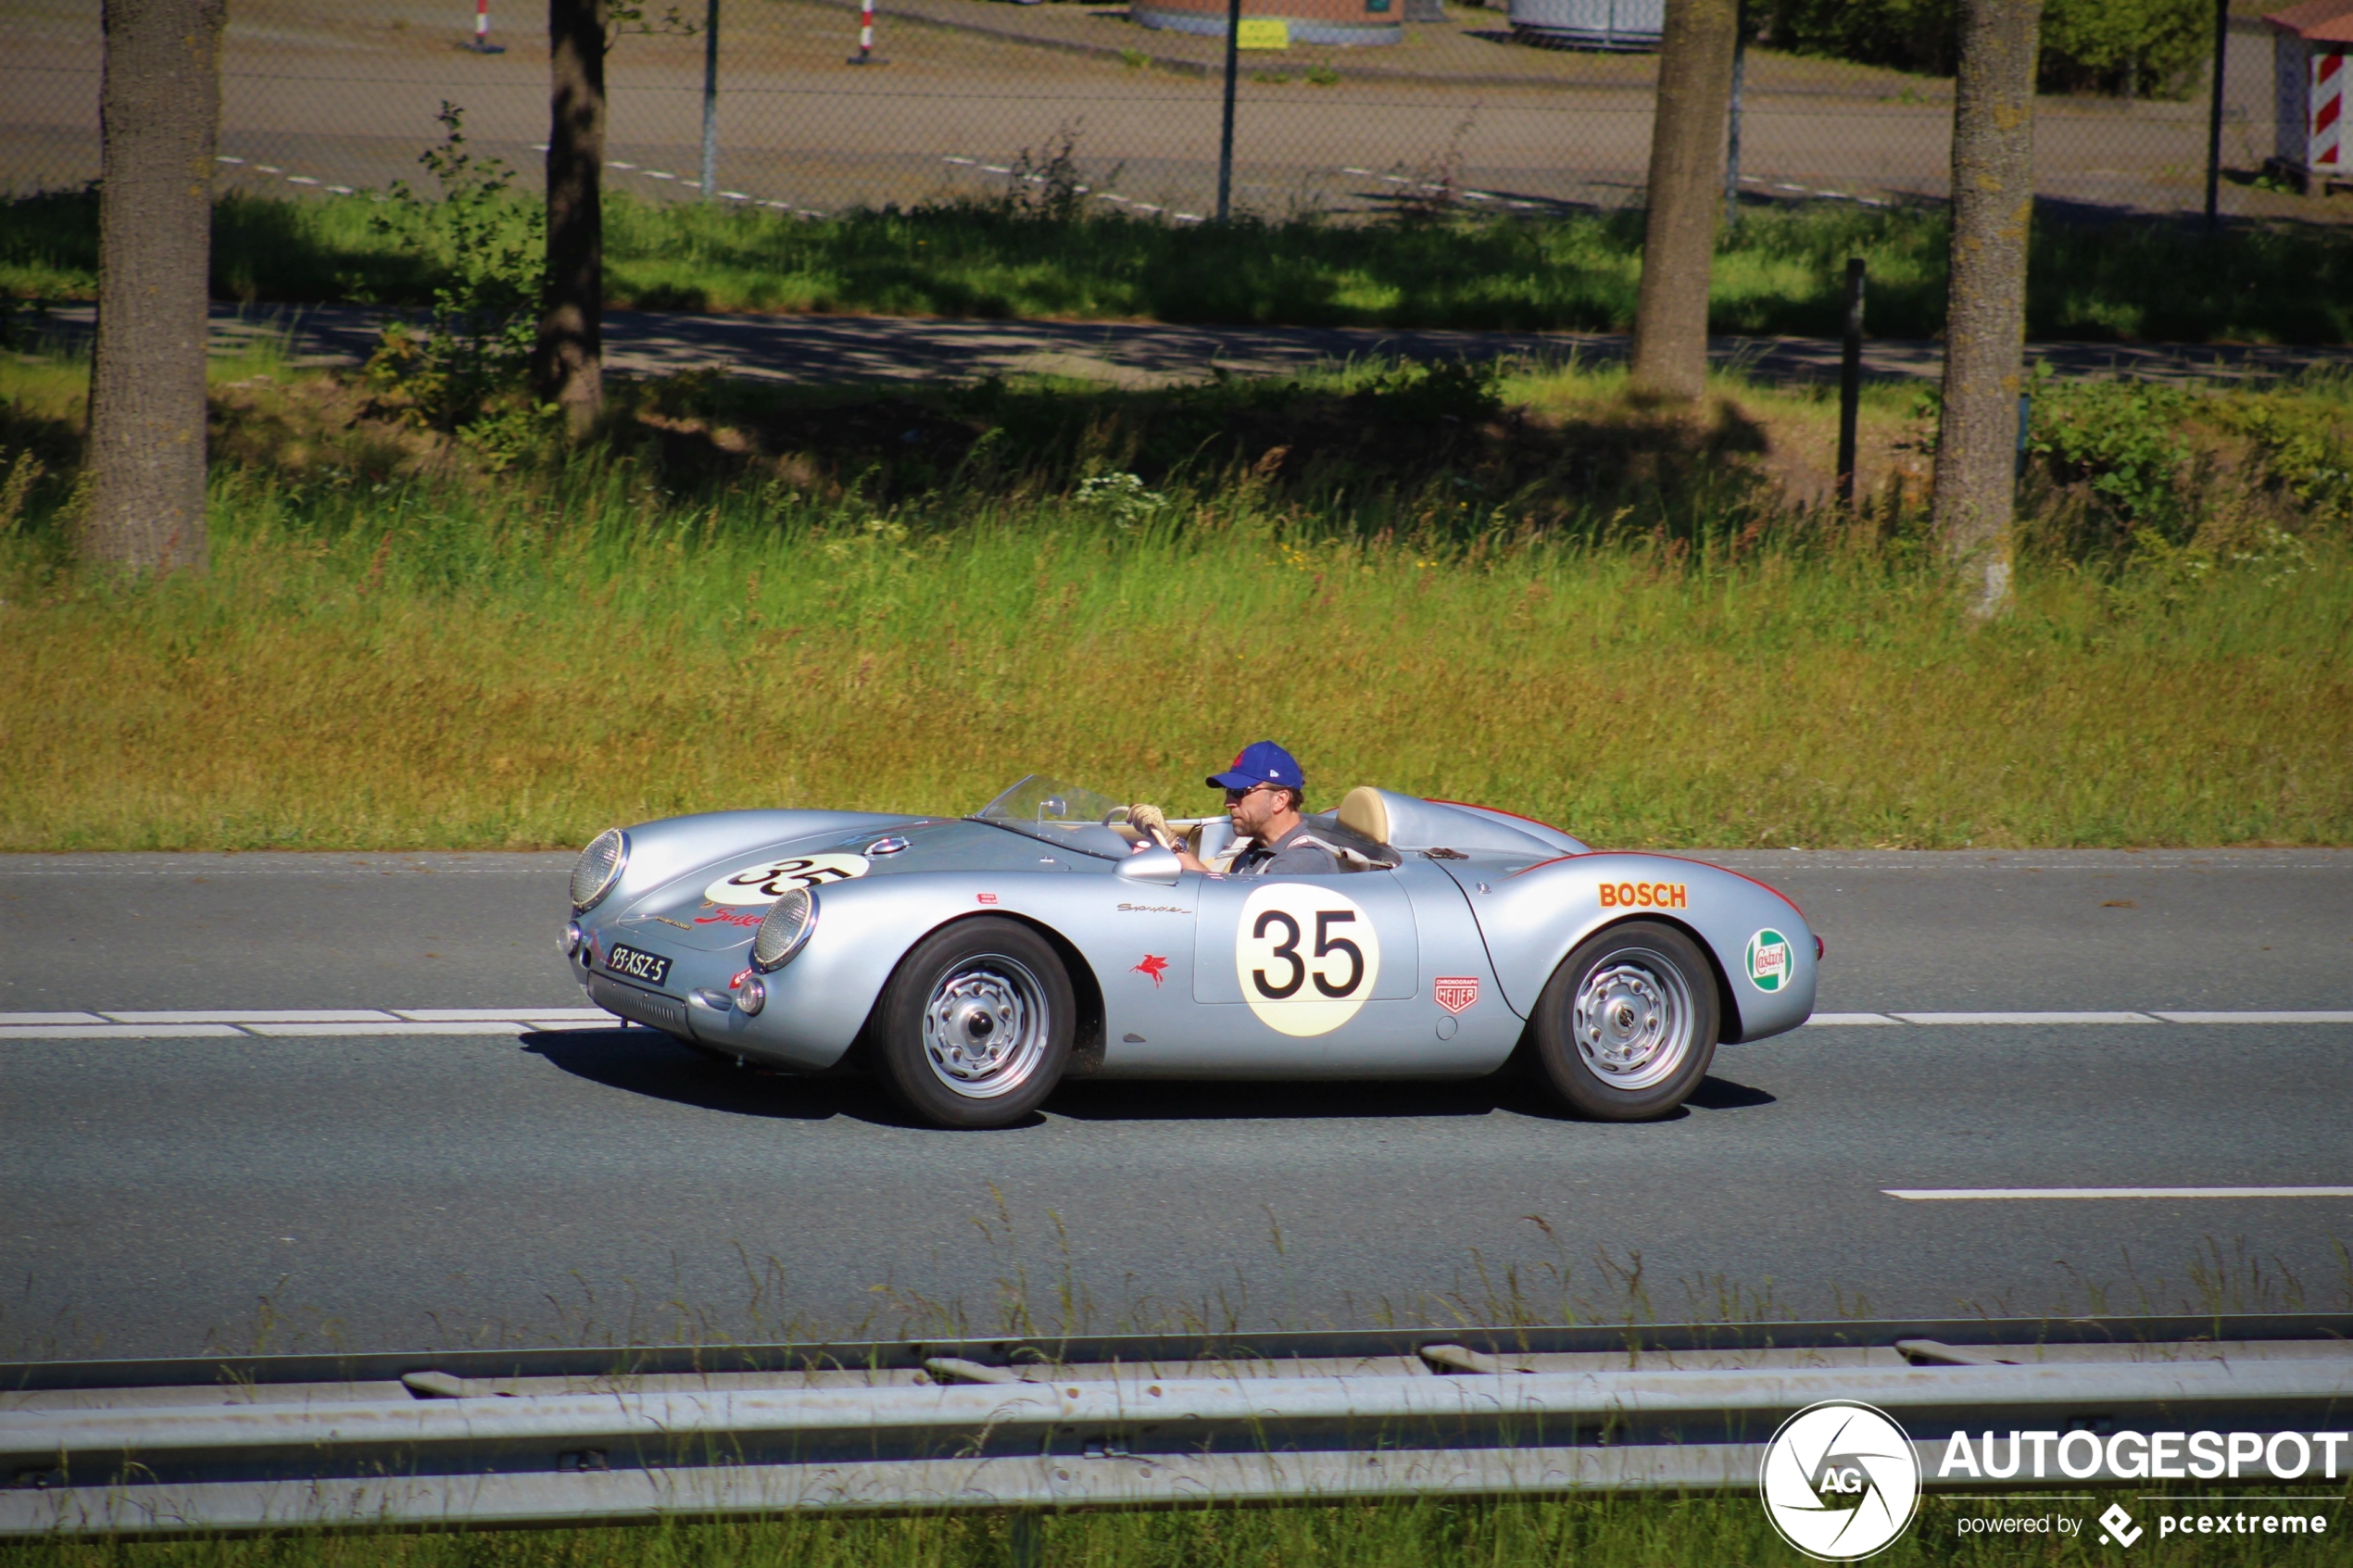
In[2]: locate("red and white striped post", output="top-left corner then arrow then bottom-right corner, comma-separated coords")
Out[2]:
849,0 -> 877,64
468,0 -> 504,53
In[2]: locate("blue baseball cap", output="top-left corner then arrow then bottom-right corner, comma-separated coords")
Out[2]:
1208,741 -> 1305,792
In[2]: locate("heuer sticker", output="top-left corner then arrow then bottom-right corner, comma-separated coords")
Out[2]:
1744,928 -> 1793,992
703,853 -> 870,906
606,943 -> 673,987
1432,976 -> 1480,1015
1235,883 -> 1380,1037
1600,880 -> 1688,909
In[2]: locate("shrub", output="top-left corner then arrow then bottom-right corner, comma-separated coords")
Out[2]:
1755,0 -> 2213,98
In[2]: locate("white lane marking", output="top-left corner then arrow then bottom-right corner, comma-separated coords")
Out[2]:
1887,1187 -> 2353,1200
0,1012 -> 107,1026
1805,1012 -> 1898,1025
103,1010 -> 398,1024
242,1021 -> 609,1037
2155,1010 -> 2353,1024
1889,1011 -> 2158,1024
396,1008 -> 612,1022
0,1023 -> 245,1040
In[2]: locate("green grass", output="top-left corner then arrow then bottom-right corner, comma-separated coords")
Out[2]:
1,1488 -> 2345,1568
3,340 -> 2349,853
8,186 -> 2353,341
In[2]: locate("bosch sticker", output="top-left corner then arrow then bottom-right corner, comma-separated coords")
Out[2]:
1601,881 -> 1687,909
1745,928 -> 1793,992
702,854 -> 870,906
1235,884 -> 1380,1037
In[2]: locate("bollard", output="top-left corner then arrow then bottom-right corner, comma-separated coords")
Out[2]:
849,0 -> 878,64
468,0 -> 504,53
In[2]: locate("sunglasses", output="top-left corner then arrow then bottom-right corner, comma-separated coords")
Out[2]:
1223,783 -> 1278,803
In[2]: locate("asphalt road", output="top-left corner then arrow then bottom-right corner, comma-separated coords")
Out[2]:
36,305 -> 2353,395
4,849 -> 2349,1361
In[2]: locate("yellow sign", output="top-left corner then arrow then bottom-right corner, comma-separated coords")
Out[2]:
1236,18 -> 1290,48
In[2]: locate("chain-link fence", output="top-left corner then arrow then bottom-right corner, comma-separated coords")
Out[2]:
4,0 -> 2337,225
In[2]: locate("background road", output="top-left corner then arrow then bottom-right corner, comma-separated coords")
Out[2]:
40,304 -> 2353,395
4,849 -> 2348,1361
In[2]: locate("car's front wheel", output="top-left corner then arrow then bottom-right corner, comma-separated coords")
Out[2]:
873,917 -> 1074,1129
1531,920 -> 1718,1120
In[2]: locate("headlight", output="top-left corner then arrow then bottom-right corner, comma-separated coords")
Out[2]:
737,974 -> 767,1016
752,886 -> 817,972
569,828 -> 629,912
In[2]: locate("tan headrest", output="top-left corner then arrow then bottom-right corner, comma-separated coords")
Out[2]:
1337,786 -> 1391,847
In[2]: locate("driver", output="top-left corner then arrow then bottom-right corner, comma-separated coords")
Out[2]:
1164,742 -> 1342,876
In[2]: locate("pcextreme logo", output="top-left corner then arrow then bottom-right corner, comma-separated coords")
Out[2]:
1759,1400 -> 1923,1561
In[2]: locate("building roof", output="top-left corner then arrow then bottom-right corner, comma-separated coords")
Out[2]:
2266,0 -> 2353,42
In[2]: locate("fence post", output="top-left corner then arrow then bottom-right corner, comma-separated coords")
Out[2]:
1216,0 -> 1242,220
699,0 -> 720,200
1836,257 -> 1864,508
2204,0 -> 2229,225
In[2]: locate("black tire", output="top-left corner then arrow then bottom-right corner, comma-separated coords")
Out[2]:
1531,920 -> 1719,1121
873,917 -> 1075,1129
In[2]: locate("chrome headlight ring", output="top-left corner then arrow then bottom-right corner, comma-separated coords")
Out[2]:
752,886 -> 818,972
569,828 -> 630,913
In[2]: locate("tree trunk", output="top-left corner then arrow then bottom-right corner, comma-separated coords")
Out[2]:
535,0 -> 606,434
1629,0 -> 1740,403
1934,0 -> 2041,616
82,0 -> 226,575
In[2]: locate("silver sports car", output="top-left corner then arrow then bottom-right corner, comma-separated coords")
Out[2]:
561,776 -> 1818,1128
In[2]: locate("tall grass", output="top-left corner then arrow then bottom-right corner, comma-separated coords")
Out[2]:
0,1489 -> 2341,1568
7,185 -> 2353,341
4,410 -> 2347,850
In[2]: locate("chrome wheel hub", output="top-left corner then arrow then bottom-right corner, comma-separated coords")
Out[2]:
921,958 -> 1050,1099
1571,954 -> 1694,1092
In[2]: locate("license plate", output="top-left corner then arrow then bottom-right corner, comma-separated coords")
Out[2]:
605,943 -> 673,988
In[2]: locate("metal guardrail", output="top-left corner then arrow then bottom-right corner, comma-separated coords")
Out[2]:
6,1315 -> 2348,1535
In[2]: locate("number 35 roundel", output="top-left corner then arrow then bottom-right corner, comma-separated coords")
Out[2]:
1235,883 -> 1381,1037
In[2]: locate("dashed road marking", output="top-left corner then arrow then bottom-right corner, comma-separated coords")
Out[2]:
0,1007 -> 623,1040
1886,1187 -> 2353,1200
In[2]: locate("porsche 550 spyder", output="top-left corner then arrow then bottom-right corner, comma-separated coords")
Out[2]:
560,777 -> 1818,1128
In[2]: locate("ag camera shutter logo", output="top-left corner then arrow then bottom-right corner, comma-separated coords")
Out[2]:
1758,1400 -> 1922,1561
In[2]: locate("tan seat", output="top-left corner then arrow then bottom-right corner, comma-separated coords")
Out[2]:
1337,786 -> 1391,847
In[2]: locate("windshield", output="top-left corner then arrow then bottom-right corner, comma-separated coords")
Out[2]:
973,775 -> 1134,859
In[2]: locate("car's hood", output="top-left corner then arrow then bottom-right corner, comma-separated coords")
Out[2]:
609,817 -> 1076,950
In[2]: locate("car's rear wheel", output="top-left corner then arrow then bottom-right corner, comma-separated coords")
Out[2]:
1531,920 -> 1718,1121
874,917 -> 1074,1129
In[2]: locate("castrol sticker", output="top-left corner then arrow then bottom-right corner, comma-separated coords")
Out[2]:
1745,928 -> 1793,993
702,854 -> 870,906
1236,883 -> 1380,1037
1601,880 -> 1687,909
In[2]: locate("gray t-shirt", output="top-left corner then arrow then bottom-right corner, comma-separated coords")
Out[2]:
1228,822 -> 1343,877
